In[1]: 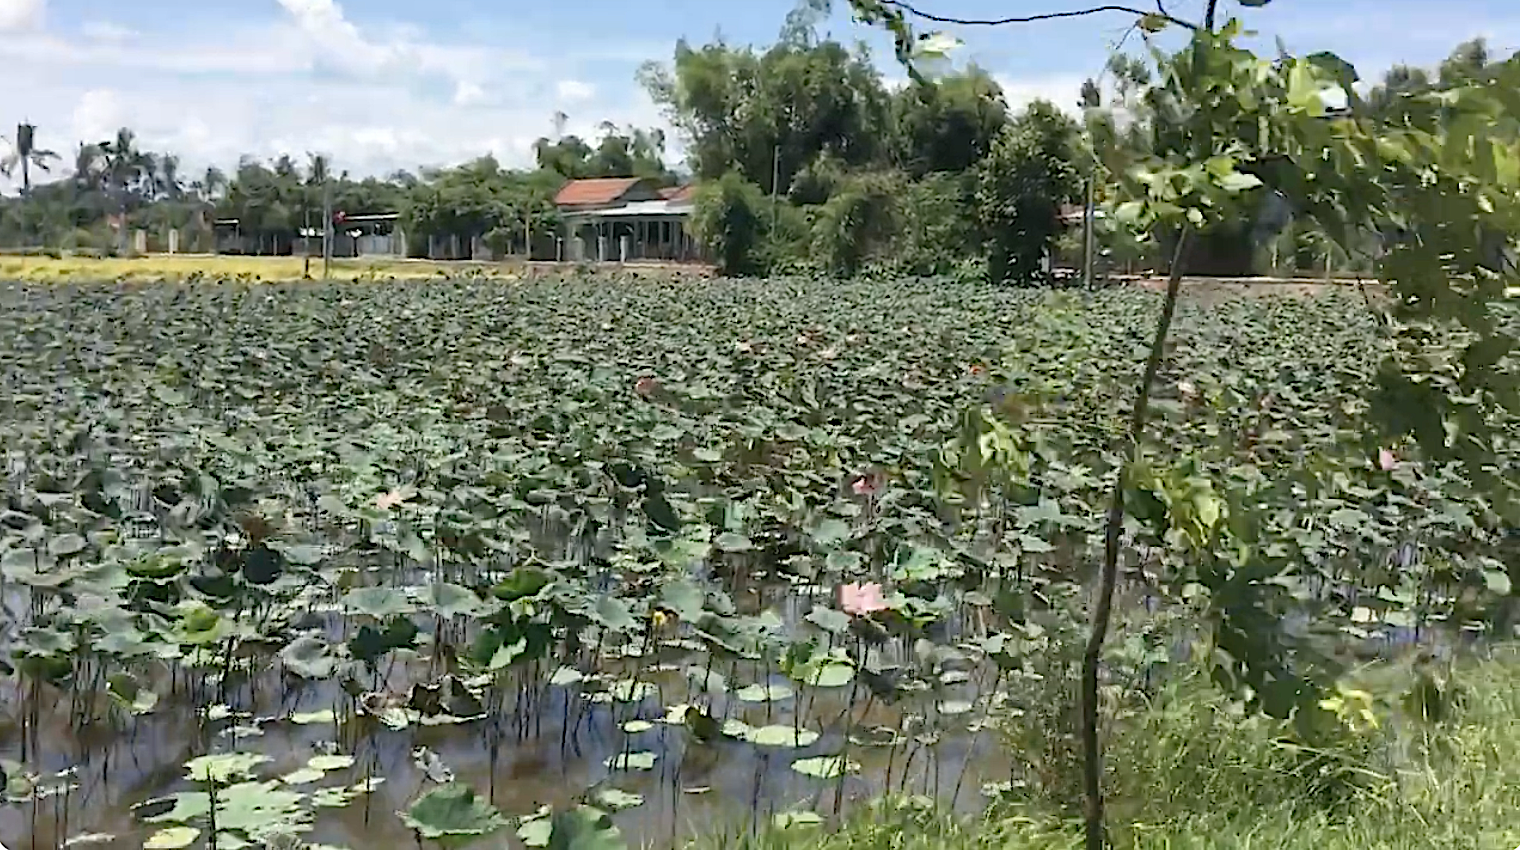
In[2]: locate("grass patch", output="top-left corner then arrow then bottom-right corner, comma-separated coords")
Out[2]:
707,648 -> 1520,850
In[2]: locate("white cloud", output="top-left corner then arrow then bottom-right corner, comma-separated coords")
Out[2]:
556,79 -> 596,103
0,0 -> 676,191
0,0 -> 43,32
70,89 -> 128,145
992,73 -> 1088,114
80,20 -> 136,42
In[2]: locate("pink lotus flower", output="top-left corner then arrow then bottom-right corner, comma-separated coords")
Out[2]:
1378,448 -> 1398,471
375,486 -> 415,510
839,582 -> 888,617
851,472 -> 884,497
635,377 -> 661,397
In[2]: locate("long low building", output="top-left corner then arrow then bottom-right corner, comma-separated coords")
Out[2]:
554,178 -> 701,263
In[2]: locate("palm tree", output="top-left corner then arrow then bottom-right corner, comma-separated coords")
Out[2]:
156,153 -> 182,201
97,127 -> 150,253
2,122 -> 61,196
200,165 -> 226,202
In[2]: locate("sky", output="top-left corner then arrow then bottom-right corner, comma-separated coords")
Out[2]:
1,0 -> 1517,189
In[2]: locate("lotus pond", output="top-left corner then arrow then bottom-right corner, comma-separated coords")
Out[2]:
0,276 -> 1514,850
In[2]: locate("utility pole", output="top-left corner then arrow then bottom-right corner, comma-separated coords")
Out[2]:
322,170 -> 333,279
1082,176 -> 1096,287
770,144 -> 781,228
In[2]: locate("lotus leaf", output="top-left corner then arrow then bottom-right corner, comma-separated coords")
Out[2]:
400,783 -> 507,840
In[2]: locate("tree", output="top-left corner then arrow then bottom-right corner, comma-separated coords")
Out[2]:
533,121 -> 673,182
639,36 -> 889,195
975,100 -> 1081,284
97,127 -> 151,253
689,170 -> 766,275
889,66 -> 1009,177
1,123 -> 60,197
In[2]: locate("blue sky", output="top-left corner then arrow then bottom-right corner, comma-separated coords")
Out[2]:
2,0 -> 1516,187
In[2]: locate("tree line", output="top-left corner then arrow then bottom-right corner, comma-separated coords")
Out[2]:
0,14 -> 1501,280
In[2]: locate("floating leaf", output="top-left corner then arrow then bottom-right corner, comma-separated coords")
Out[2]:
604,751 -> 657,771
547,805 -> 627,850
791,755 -> 859,779
280,768 -> 325,786
144,827 -> 200,849
745,725 -> 820,748
550,666 -> 587,686
621,720 -> 655,734
735,682 -> 793,703
185,753 -> 270,784
400,783 -> 507,840
307,754 -> 354,772
773,810 -> 825,829
715,532 -> 753,553
343,587 -> 415,619
938,700 -> 974,716
607,679 -> 656,703
592,788 -> 645,811
289,709 -> 336,725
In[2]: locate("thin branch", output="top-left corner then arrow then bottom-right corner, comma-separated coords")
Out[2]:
883,1 -> 1198,31
1081,224 -> 1193,850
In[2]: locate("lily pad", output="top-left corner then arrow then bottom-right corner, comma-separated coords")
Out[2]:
745,725 -> 820,748
185,753 -> 270,784
144,827 -> 200,849
280,768 -> 325,786
604,751 -> 657,771
592,787 -> 645,811
400,783 -> 507,840
791,755 -> 859,779
306,754 -> 354,772
735,682 -> 793,703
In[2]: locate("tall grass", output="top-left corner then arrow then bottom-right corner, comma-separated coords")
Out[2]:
700,646 -> 1520,850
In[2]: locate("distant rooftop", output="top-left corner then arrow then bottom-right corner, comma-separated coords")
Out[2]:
554,177 -> 646,207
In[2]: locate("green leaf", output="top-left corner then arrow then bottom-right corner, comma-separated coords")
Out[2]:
548,805 -> 627,850
790,755 -> 858,779
1484,569 -> 1512,595
185,753 -> 270,784
1216,172 -> 1263,193
280,768 -> 325,786
144,827 -> 200,849
307,754 -> 354,772
279,637 -> 336,679
715,532 -> 753,552
400,783 -> 507,840
735,682 -> 793,703
47,533 -> 88,558
744,725 -> 820,748
343,587 -> 415,619
604,751 -> 657,771
591,788 -> 645,811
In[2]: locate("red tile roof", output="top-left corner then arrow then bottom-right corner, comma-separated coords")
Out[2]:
554,177 -> 644,207
658,184 -> 695,202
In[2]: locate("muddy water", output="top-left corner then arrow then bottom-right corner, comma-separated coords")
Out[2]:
0,578 -> 1015,850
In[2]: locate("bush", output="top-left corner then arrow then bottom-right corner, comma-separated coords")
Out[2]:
976,101 -> 1081,285
690,171 -> 768,275
811,170 -> 906,277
